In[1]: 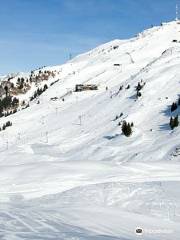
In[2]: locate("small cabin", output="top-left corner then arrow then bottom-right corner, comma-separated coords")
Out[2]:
75,84 -> 98,92
50,97 -> 58,101
113,45 -> 119,50
114,64 -> 121,67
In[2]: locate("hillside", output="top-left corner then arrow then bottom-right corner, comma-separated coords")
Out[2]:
0,21 -> 180,240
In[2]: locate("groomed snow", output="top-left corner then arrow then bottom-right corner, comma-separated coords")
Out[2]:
0,21 -> 180,239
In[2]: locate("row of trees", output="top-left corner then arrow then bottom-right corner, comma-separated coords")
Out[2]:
170,98 -> 180,129
30,84 -> 48,101
121,121 -> 133,137
0,96 -> 19,117
135,81 -> 146,99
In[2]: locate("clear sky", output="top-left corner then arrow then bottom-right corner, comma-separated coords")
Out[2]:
0,0 -> 178,74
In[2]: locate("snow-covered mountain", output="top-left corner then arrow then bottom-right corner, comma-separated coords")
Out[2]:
0,21 -> 180,240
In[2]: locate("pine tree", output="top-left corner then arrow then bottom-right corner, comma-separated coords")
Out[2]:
171,102 -> 178,112
170,117 -> 174,130
43,84 -> 48,91
4,86 -> 8,97
137,91 -> 142,98
122,121 -> 127,135
127,123 -> 132,136
170,115 -> 179,130
136,82 -> 142,91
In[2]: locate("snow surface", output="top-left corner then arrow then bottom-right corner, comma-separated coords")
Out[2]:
0,21 -> 180,239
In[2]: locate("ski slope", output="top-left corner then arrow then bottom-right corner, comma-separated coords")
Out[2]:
0,21 -> 180,239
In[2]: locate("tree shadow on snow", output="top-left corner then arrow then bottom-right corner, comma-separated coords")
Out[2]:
104,134 -> 121,140
161,103 -> 180,117
160,104 -> 172,117
159,102 -> 180,131
128,94 -> 137,101
159,123 -> 171,131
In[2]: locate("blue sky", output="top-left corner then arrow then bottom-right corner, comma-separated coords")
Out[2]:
0,0 -> 178,74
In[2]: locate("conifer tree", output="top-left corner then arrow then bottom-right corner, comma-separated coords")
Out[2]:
4,86 -> 8,97
174,115 -> 179,128
170,115 -> 179,130
170,117 -> 174,130
43,84 -> 48,91
171,102 -> 178,112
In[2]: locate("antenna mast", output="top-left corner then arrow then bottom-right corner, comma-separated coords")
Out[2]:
176,3 -> 179,21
